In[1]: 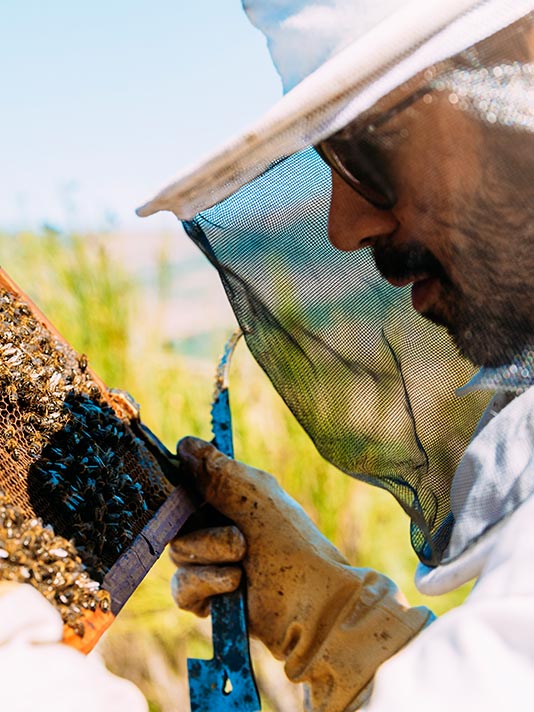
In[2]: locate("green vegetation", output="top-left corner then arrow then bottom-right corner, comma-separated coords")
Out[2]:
0,230 -> 473,712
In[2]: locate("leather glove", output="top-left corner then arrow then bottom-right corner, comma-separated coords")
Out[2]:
170,437 -> 433,712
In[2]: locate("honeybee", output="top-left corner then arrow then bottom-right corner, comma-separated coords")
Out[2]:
97,590 -> 111,612
39,337 -> 52,355
16,304 -> 30,318
5,440 -> 20,460
44,349 -> 65,371
22,411 -> 40,432
5,383 -> 17,405
3,425 -> 16,442
27,433 -> 45,459
15,385 -> 33,411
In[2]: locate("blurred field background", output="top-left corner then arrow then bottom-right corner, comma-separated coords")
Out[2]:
0,229 -> 473,712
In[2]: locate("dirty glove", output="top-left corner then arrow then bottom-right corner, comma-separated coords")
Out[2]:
170,437 -> 433,712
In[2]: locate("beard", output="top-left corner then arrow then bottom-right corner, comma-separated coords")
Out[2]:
372,192 -> 534,368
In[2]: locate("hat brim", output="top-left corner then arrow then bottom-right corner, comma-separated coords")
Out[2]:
137,0 -> 533,221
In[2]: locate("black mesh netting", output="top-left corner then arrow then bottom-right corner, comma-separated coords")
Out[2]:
184,149 -> 490,566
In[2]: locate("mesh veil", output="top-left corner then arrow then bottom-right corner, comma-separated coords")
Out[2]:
181,18 -> 534,566
183,152 -> 488,566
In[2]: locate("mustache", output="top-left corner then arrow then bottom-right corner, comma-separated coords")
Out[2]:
372,237 -> 448,284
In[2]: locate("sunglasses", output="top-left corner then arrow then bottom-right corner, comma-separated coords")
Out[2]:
316,85 -> 431,210
315,139 -> 397,209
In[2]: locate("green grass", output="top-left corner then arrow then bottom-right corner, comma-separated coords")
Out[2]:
0,229 -> 473,712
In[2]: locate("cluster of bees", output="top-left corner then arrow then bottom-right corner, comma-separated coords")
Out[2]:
0,285 -> 170,603
30,393 -> 168,580
0,289 -> 100,460
0,487 -> 110,637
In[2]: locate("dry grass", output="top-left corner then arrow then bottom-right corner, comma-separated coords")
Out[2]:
1,229 -> 472,711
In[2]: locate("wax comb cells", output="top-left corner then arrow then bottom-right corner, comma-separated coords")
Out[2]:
0,281 -> 171,585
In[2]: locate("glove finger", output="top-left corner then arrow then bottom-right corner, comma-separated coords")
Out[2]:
178,438 -> 351,566
171,565 -> 242,617
178,436 -> 281,517
169,526 -> 246,565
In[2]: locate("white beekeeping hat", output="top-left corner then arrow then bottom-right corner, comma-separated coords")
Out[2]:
242,0 -> 411,92
138,0 -> 532,220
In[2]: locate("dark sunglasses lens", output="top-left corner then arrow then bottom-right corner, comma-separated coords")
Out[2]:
316,142 -> 395,209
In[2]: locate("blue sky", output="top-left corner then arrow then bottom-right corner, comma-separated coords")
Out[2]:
1,1 -> 281,234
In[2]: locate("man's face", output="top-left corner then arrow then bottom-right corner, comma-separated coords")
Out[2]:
327,75 -> 534,368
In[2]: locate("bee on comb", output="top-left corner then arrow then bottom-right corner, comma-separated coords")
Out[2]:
0,268 -> 192,650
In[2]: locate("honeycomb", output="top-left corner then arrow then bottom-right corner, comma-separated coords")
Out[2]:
0,271 -> 173,606
0,488 -> 110,637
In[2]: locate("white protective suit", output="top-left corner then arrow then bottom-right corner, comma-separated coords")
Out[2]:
366,376 -> 534,711
0,582 -> 147,712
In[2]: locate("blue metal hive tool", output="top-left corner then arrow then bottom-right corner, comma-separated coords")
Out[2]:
187,329 -> 261,712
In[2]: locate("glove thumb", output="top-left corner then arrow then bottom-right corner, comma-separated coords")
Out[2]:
178,436 -> 349,564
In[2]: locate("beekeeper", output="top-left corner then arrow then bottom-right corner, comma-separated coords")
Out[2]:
138,1 -> 534,710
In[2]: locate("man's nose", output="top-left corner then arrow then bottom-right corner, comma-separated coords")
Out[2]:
327,170 -> 398,251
